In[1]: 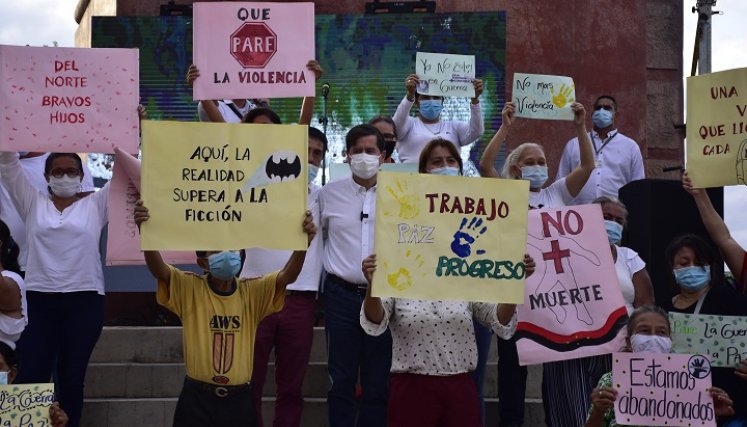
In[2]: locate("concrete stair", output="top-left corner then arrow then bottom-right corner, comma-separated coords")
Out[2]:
82,327 -> 546,426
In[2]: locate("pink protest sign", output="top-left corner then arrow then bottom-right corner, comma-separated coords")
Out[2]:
192,2 -> 315,100
106,157 -> 195,266
613,352 -> 715,427
516,204 -> 628,365
0,45 -> 139,154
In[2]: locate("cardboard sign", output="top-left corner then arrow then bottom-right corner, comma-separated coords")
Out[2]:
512,73 -> 575,121
415,52 -> 476,98
140,120 -> 308,250
612,352 -> 715,427
516,204 -> 628,365
0,45 -> 139,153
670,312 -> 747,368
106,158 -> 196,266
686,67 -> 747,187
192,2 -> 315,100
0,383 -> 54,426
372,172 -> 529,303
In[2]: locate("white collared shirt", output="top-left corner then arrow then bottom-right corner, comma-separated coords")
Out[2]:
360,298 -> 516,375
197,99 -> 255,123
556,129 -> 644,205
240,185 -> 323,291
393,96 -> 485,163
0,152 -> 109,294
318,176 -> 376,284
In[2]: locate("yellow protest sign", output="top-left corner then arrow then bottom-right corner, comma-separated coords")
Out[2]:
686,67 -> 747,187
373,172 -> 529,303
0,383 -> 55,425
141,120 -> 308,250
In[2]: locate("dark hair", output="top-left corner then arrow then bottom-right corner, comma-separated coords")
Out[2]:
664,233 -> 721,288
45,153 -> 84,176
0,221 -> 21,276
418,139 -> 463,174
308,127 -> 328,153
623,305 -> 671,351
195,251 -> 207,259
242,107 -> 281,124
592,196 -> 629,228
345,124 -> 385,153
0,341 -> 17,370
368,116 -> 398,138
594,95 -> 618,111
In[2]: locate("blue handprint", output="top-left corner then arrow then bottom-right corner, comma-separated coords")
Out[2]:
450,217 -> 488,258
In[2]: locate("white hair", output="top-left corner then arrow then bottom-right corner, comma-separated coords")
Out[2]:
500,142 -> 545,178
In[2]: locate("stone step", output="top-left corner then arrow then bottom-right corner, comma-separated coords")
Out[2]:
82,397 -> 545,427
85,361 -> 543,399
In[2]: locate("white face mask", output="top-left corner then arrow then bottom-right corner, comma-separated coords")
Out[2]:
630,334 -> 672,354
0,371 -> 7,385
48,175 -> 81,198
349,153 -> 380,180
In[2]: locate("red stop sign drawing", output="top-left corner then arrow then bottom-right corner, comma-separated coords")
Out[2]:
230,22 -> 278,68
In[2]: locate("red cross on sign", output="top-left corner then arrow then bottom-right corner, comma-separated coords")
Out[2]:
542,240 -> 571,274
230,22 -> 278,68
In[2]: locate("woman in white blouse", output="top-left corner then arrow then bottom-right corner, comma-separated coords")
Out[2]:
359,139 -> 535,427
0,151 -> 109,427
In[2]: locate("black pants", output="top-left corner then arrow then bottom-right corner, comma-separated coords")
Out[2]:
497,335 -> 528,427
173,378 -> 257,427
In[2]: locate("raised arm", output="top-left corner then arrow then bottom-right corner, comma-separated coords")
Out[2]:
275,211 -> 316,291
362,254 -> 385,324
564,102 -> 595,197
0,152 -> 42,218
683,171 -> 745,277
186,64 -> 226,123
459,78 -> 485,145
134,200 -> 171,283
299,60 -> 323,125
479,101 -> 515,178
392,74 -> 419,140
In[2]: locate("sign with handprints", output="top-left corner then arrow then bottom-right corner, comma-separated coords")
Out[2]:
0,383 -> 54,426
415,52 -> 476,98
372,171 -> 529,303
612,352 -> 715,427
670,312 -> 747,367
512,72 -> 576,121
516,204 -> 628,365
140,120 -> 308,251
686,67 -> 747,188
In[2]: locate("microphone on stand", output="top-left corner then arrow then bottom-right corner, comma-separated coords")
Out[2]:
321,83 -> 330,98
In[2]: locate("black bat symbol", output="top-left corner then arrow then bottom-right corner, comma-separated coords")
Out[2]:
265,154 -> 301,181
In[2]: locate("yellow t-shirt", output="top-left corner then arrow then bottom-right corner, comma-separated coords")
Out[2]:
157,265 -> 283,385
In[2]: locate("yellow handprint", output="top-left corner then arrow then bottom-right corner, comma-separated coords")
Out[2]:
384,250 -> 425,291
551,83 -> 575,109
385,179 -> 419,219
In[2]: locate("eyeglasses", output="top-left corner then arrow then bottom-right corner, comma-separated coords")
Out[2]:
594,105 -> 614,111
49,168 -> 81,178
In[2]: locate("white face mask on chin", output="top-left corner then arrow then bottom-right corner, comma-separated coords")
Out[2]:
48,175 -> 81,198
349,153 -> 380,179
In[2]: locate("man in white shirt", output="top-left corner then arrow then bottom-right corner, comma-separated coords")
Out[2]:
241,127 -> 326,427
318,124 -> 391,427
0,152 -> 95,272
556,95 -> 645,205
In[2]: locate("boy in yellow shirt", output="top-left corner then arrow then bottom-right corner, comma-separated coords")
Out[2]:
134,200 -> 316,427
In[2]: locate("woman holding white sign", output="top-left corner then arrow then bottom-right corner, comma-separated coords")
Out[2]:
585,305 -> 734,427
0,151 -> 110,427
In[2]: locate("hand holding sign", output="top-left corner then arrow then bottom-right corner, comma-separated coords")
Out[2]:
415,52 -> 476,98
512,73 -> 576,121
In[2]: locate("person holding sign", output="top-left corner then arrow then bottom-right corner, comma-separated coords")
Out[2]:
393,74 -> 484,163
479,101 -> 594,209
662,234 -> 747,423
134,201 -> 317,427
0,151 -> 110,427
682,171 -> 747,292
556,95 -> 644,205
317,124 -> 391,427
584,305 -> 735,427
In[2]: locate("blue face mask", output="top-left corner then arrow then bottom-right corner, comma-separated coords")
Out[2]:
520,165 -> 548,188
592,109 -> 614,129
307,164 -> 319,183
208,251 -> 242,280
419,99 -> 443,121
605,220 -> 623,244
673,265 -> 711,292
429,166 -> 460,176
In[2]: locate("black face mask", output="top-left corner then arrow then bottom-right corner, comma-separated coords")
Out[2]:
384,140 -> 397,159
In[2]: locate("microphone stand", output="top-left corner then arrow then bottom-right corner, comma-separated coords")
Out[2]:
321,85 -> 329,185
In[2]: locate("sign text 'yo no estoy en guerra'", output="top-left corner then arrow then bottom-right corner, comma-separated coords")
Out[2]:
192,2 -> 315,100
